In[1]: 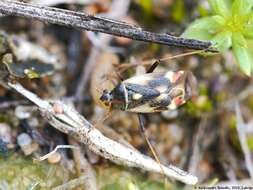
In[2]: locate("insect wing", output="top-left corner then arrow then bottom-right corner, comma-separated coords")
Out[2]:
124,83 -> 160,99
123,71 -> 197,113
124,72 -> 168,87
123,83 -> 160,109
122,72 -> 173,112
126,103 -> 160,113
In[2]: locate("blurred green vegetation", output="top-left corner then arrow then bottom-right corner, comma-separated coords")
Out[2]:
182,0 -> 253,75
171,0 -> 185,23
0,154 -> 71,190
97,165 -> 181,190
0,154 -> 184,190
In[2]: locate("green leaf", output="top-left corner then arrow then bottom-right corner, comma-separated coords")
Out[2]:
182,16 -> 225,40
247,39 -> 253,55
232,0 -> 253,15
233,32 -> 247,49
243,14 -> 253,39
247,40 -> 253,72
232,33 -> 252,75
243,25 -> 253,39
211,31 -> 232,52
198,5 -> 210,17
208,0 -> 231,17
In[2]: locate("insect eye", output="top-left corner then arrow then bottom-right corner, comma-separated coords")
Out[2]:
100,90 -> 112,102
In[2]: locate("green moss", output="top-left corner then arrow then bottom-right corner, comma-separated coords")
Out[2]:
0,154 -> 72,190
215,91 -> 226,104
188,96 -> 213,115
0,155 -> 190,190
97,165 -> 180,190
228,115 -> 236,129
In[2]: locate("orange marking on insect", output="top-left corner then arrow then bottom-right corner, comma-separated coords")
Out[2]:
174,97 -> 184,106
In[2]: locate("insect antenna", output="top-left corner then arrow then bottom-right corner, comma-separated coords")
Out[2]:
116,47 -> 217,73
137,114 -> 168,186
146,59 -> 160,73
94,86 -> 101,94
93,71 -> 121,98
159,49 -> 209,62
94,106 -> 112,127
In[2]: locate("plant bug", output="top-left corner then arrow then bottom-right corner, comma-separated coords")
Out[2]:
100,50 -> 201,112
99,57 -> 198,182
100,70 -> 197,113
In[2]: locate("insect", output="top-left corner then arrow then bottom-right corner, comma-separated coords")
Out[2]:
99,58 -> 198,184
100,70 -> 197,113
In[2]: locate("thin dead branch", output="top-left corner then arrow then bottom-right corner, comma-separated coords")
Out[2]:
224,85 -> 253,110
188,115 -> 208,175
30,0 -> 98,6
8,81 -> 198,185
68,138 -> 97,190
36,145 -> 78,161
0,0 -> 216,51
235,102 -> 253,180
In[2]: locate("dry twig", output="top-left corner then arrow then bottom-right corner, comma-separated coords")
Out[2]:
8,81 -> 198,185
188,115 -> 208,175
0,0 -> 216,51
36,145 -> 78,161
30,0 -> 98,6
68,138 -> 97,190
235,102 -> 253,180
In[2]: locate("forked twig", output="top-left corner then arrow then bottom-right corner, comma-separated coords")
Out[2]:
35,145 -> 79,161
8,81 -> 198,185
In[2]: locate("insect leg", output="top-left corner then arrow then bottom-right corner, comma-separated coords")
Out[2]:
93,107 -> 112,127
102,72 -> 121,86
146,48 -> 212,74
137,113 -> 166,179
146,59 -> 161,73
113,70 -> 124,82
